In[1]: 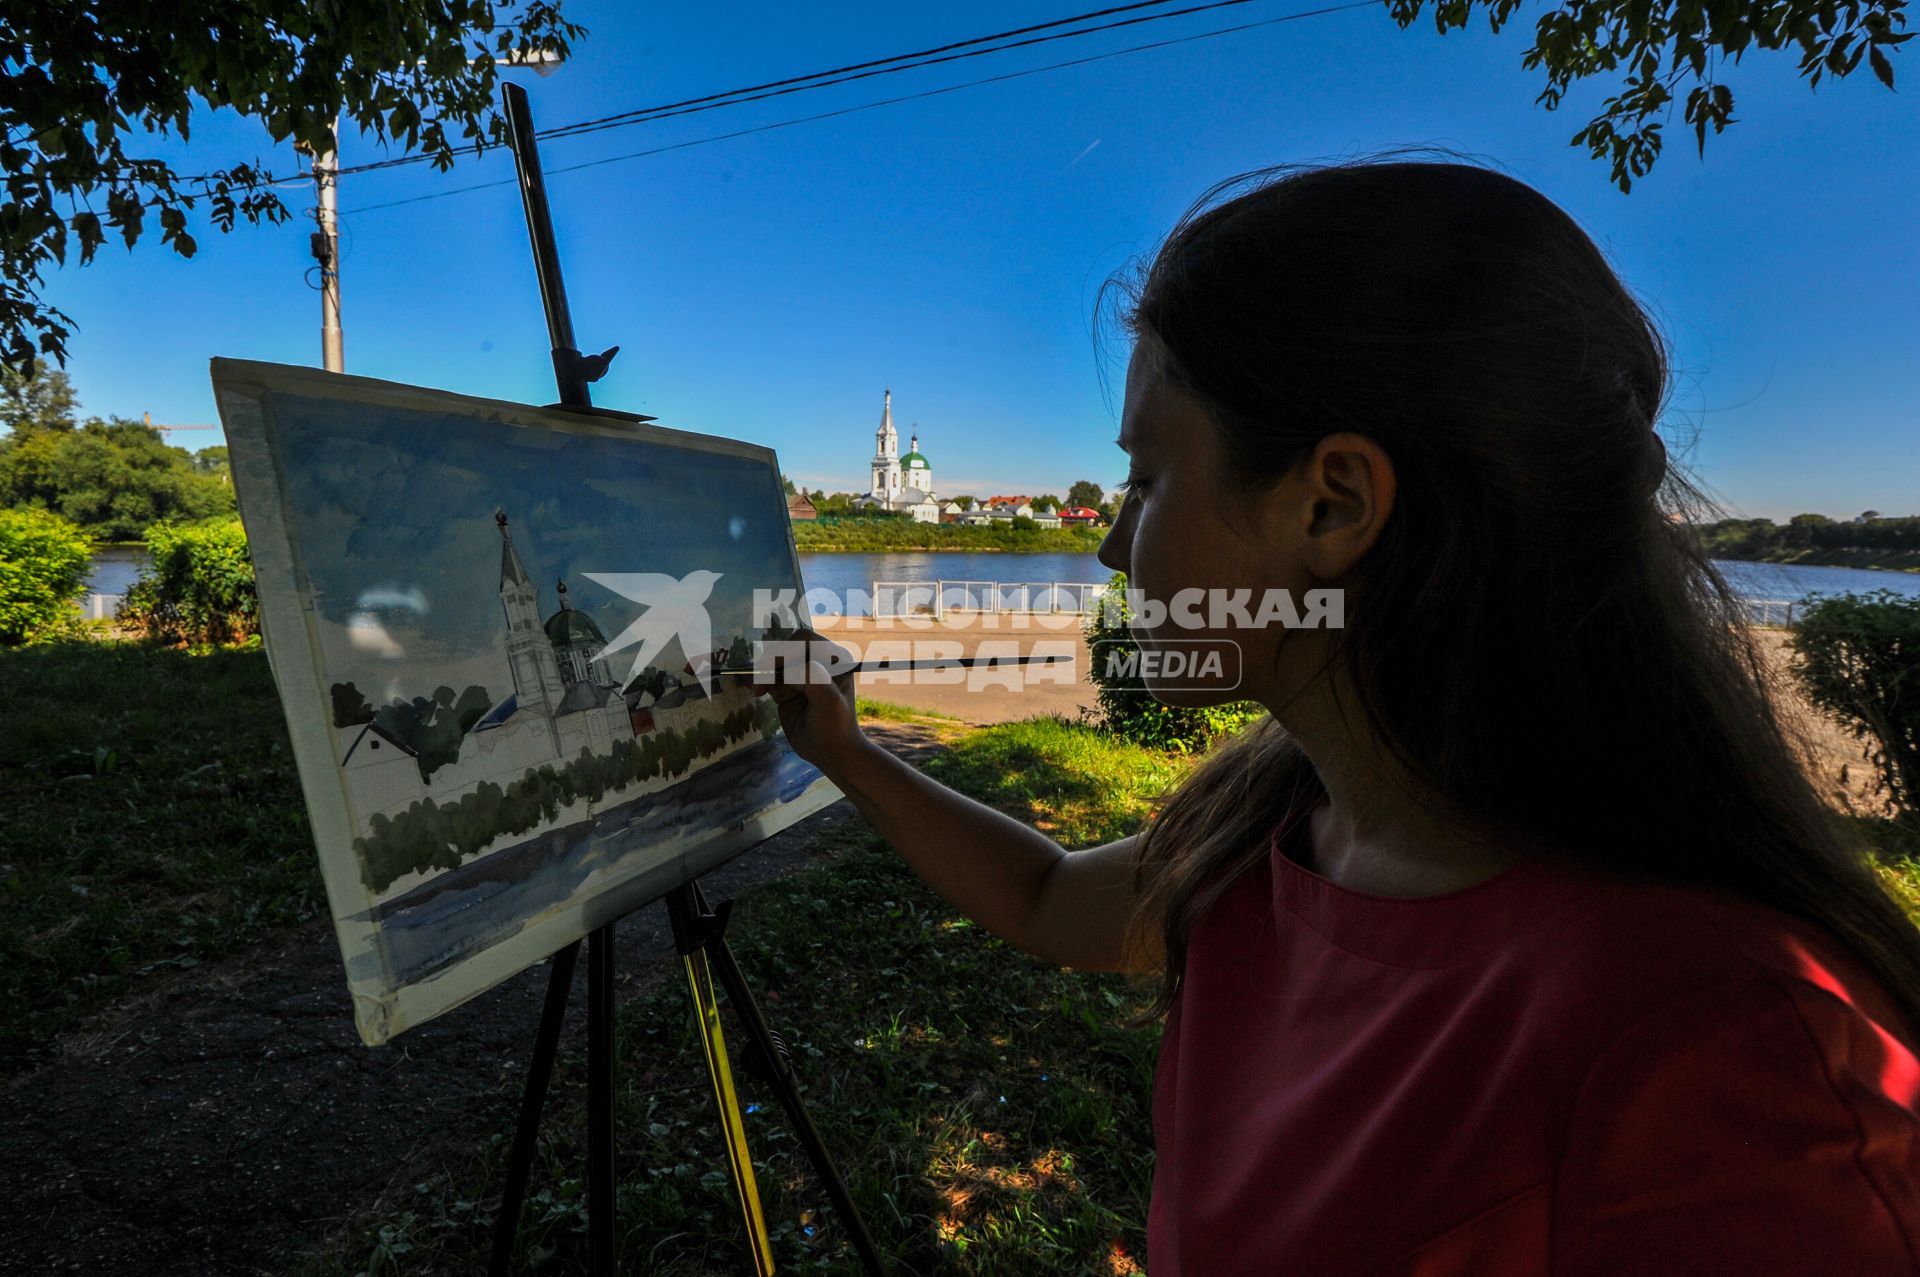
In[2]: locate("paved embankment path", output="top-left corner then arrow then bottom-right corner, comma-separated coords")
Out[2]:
814,612 -> 1100,725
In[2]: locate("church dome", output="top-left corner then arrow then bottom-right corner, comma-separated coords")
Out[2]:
544,580 -> 607,646
545,607 -> 606,646
902,452 -> 929,469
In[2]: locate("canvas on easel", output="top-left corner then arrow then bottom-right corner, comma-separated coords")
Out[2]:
214,357 -> 841,1046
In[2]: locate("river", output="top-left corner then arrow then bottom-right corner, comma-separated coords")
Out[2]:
85,545 -> 1920,616
797,551 -> 1920,616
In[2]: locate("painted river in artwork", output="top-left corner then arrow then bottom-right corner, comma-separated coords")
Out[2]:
346,738 -> 826,987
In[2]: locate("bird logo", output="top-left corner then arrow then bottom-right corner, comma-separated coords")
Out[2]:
582,570 -> 725,695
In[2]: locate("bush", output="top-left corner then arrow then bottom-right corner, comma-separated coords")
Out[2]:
0,507 -> 95,645
119,517 -> 258,647
1788,590 -> 1920,823
1082,571 -> 1267,752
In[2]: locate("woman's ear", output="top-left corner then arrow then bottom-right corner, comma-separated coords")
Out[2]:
1293,432 -> 1396,581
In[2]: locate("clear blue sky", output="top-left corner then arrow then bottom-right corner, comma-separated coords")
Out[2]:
39,1 -> 1919,520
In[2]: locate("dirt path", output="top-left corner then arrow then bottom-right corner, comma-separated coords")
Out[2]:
0,720 -> 952,1276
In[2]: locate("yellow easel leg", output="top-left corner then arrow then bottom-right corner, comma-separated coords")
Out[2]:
685,948 -> 776,1275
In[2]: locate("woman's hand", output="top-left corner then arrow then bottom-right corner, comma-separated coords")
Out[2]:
758,624 -> 864,771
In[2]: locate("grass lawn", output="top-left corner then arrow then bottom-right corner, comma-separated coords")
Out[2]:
300,714 -> 1194,1276
0,640 -> 322,1070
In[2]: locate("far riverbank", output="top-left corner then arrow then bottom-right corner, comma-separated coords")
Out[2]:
1714,548 -> 1920,574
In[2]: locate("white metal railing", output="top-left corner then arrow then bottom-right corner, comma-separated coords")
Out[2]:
870,579 -> 1114,618
1739,598 -> 1800,627
79,592 -> 123,620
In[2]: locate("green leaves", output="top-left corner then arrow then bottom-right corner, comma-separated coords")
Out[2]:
1391,0 -> 1906,192
0,1 -> 586,369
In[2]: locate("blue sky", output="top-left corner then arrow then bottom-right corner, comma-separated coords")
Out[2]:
37,1 -> 1920,520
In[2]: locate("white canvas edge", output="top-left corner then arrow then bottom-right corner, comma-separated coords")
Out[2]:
210,357 -> 844,1046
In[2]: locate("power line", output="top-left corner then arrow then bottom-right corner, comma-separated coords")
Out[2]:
353,0 -> 1374,215
336,0 -> 1277,178
537,0 -> 1276,142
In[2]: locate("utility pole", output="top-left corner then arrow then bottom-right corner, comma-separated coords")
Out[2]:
296,120 -> 344,373
316,127 -> 344,373
298,54 -> 560,375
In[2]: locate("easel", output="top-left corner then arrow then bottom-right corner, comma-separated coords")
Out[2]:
484,82 -> 887,1277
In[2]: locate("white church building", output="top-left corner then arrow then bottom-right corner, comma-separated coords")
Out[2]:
335,510 -> 747,868
852,389 -> 940,523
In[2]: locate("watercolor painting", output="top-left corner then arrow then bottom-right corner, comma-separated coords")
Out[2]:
212,359 -> 841,1045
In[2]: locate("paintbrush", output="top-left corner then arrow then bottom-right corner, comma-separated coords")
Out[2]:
714,654 -> 1075,677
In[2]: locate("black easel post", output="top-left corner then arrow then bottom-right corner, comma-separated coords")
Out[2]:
504,82 -> 592,409
488,940 -> 581,1277
502,78 -> 622,1277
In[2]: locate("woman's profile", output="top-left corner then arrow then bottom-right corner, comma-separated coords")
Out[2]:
766,152 -> 1920,1274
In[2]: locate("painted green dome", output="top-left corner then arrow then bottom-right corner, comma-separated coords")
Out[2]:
545,607 -> 606,646
902,451 -> 929,468
544,583 -> 607,646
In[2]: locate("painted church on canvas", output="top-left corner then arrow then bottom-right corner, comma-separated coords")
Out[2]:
336,510 -> 737,838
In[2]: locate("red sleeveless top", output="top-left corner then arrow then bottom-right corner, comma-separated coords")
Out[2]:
1147,815 -> 1920,1275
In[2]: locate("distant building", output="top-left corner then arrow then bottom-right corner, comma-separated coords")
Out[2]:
1057,505 -> 1102,527
852,389 -> 939,522
787,491 -> 818,521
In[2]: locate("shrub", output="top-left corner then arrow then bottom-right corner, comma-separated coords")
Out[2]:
1789,590 -> 1920,823
1082,571 -> 1267,752
119,516 -> 258,647
0,507 -> 95,645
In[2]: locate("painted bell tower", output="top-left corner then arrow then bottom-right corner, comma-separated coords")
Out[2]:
496,510 -> 565,718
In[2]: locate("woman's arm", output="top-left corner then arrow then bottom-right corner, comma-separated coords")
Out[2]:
761,630 -> 1147,973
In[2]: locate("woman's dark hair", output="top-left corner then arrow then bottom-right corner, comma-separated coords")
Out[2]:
1112,148 -> 1920,1031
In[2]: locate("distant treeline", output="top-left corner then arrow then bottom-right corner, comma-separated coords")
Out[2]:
1698,514 -> 1920,572
793,516 -> 1106,554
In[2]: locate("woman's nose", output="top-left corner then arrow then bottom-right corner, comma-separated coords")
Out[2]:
1096,520 -> 1127,574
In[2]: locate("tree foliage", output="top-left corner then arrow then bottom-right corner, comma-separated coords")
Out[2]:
1788,590 -> 1920,822
1066,480 -> 1105,511
1083,571 -> 1266,752
0,360 -> 78,432
0,506 -> 94,644
1387,0 -> 1910,192
1700,512 -> 1920,559
0,1 -> 584,366
0,414 -> 235,540
117,516 -> 257,646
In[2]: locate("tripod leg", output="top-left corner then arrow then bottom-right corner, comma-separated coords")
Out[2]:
587,923 -> 617,1275
490,941 -> 582,1277
670,888 -> 777,1275
693,884 -> 889,1276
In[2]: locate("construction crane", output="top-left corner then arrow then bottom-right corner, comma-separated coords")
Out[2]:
141,412 -> 221,439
